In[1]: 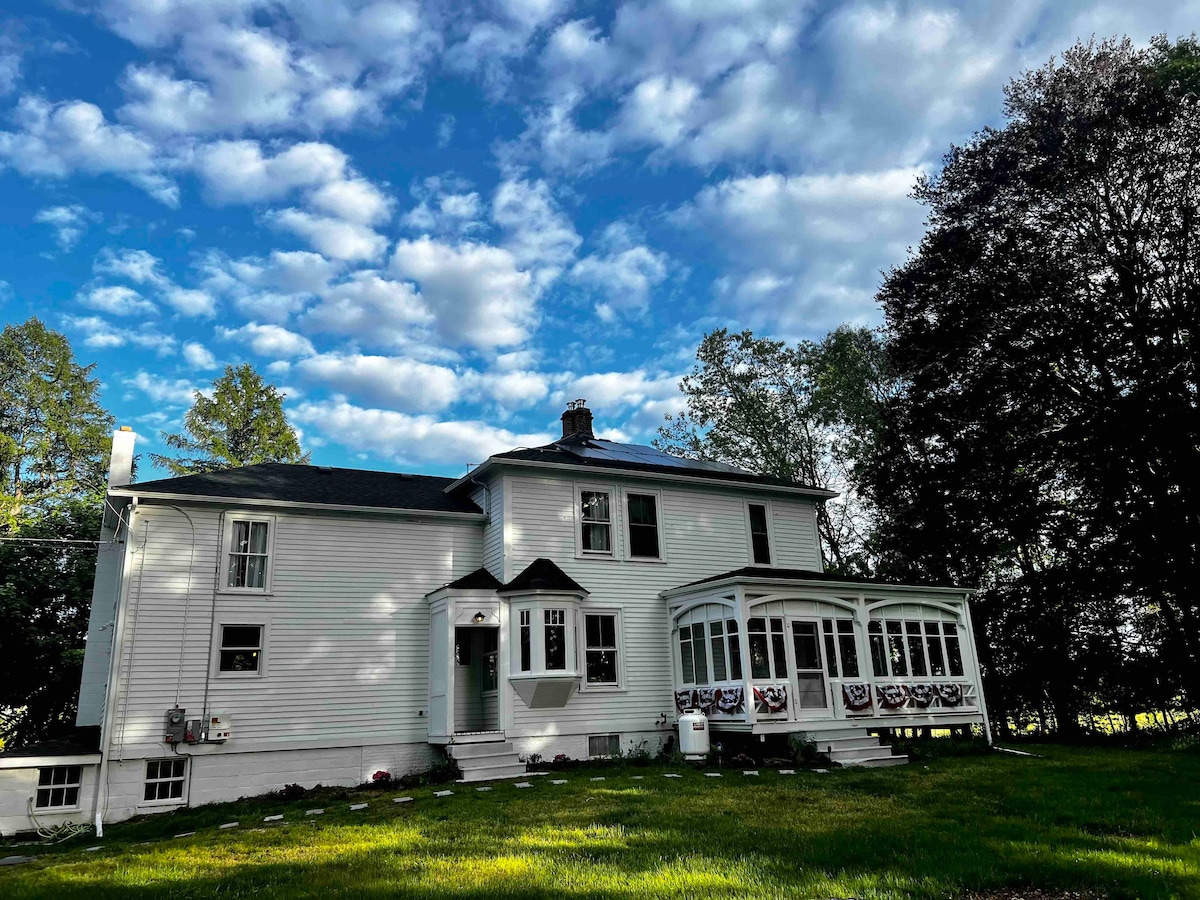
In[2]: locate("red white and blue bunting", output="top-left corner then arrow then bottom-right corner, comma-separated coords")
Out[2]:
841,682 -> 873,711
753,685 -> 788,713
675,686 -> 746,715
936,683 -> 963,706
876,684 -> 911,709
908,684 -> 936,707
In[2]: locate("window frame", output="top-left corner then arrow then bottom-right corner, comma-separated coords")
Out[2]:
141,757 -> 188,806
580,609 -> 625,691
34,765 -> 83,811
624,489 -> 666,563
218,513 -> 277,594
575,484 -> 617,559
744,500 -> 775,567
821,617 -> 861,679
212,619 -> 270,679
509,599 -> 579,676
868,613 -> 965,680
587,733 -> 621,758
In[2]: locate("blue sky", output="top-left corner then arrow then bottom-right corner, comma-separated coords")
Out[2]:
1,0 -> 1195,479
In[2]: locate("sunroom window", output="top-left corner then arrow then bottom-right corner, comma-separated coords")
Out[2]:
822,618 -> 860,678
677,608 -> 743,686
870,616 -> 966,678
747,616 -> 787,679
544,609 -> 567,670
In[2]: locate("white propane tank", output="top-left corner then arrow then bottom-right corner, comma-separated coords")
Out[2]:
678,709 -> 710,759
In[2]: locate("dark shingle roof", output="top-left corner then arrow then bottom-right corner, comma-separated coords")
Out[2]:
117,463 -> 483,515
444,567 -> 503,590
672,566 -> 968,591
502,558 -> 587,594
490,436 -> 831,494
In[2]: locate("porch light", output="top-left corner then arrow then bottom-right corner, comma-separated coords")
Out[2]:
473,611 -> 486,623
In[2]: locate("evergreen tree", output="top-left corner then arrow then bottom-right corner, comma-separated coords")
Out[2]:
152,364 -> 309,475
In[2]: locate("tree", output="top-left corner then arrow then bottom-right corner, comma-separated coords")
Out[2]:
152,364 -> 309,476
657,326 -> 893,575
0,318 -> 113,530
867,37 -> 1200,732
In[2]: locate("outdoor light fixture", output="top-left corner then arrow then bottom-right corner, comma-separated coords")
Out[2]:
473,611 -> 486,623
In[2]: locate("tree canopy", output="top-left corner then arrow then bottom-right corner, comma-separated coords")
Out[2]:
152,363 -> 309,476
867,37 -> 1200,732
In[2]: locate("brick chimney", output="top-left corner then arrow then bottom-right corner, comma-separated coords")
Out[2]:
560,399 -> 594,440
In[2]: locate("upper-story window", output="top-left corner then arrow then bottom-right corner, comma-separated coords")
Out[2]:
580,490 -> 613,555
224,515 -> 275,591
748,503 -> 771,565
626,492 -> 661,559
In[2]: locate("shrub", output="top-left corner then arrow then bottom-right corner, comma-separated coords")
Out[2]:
279,783 -> 306,802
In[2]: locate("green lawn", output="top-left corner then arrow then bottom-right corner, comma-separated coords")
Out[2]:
2,745 -> 1197,899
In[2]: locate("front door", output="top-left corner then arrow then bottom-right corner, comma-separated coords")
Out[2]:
789,620 -> 829,715
453,626 -> 501,735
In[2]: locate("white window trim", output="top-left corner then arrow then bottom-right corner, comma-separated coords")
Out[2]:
574,482 -> 620,560
578,607 -> 626,692
211,618 -> 271,679
623,488 -> 667,564
140,757 -> 189,807
508,599 -> 580,676
744,500 -> 776,567
217,512 -> 277,595
34,765 -> 83,811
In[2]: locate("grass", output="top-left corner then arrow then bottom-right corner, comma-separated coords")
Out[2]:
1,745 -> 1197,898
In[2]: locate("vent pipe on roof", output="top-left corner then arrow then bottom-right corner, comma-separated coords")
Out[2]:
108,427 -> 135,488
560,399 -> 594,440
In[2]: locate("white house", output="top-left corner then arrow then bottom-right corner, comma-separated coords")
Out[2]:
0,403 -> 991,837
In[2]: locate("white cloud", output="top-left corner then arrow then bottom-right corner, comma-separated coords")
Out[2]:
390,237 -> 536,349
164,286 -> 218,317
267,208 -> 388,261
308,177 -> 393,226
301,270 -> 433,350
294,353 -> 460,412
401,177 -> 485,236
570,243 -> 670,319
218,322 -> 315,358
0,97 -> 177,204
491,177 -> 581,286
192,140 -> 348,205
0,34 -> 19,96
123,369 -> 199,405
94,247 -> 168,286
77,284 -> 157,316
34,205 -> 98,251
554,368 -> 686,433
465,368 -> 550,409
182,340 -> 219,369
61,314 -> 177,355
290,398 -> 555,466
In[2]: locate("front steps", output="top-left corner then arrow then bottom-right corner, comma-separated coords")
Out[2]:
446,741 -> 527,783
813,728 -> 908,768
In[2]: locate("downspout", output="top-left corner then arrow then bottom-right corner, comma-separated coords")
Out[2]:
467,474 -> 492,524
93,497 -> 138,838
963,593 -> 994,746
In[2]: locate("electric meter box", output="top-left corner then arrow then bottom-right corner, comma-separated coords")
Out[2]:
184,718 -> 204,743
208,714 -> 232,742
164,708 -> 186,744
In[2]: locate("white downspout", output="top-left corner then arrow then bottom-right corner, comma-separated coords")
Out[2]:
93,497 -> 138,838
963,593 -> 993,745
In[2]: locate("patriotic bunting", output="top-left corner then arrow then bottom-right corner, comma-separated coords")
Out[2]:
841,682 -> 873,711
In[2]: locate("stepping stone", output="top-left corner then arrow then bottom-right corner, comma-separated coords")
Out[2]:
84,846 -> 102,852
434,790 -> 453,798
589,776 -> 606,782
263,815 -> 283,822
743,770 -> 760,776
663,773 -> 682,778
631,776 -> 645,780
778,769 -> 796,775
529,771 -> 549,776
514,782 -> 532,789
0,856 -> 35,866
475,786 -> 492,792
551,779 -> 568,785
393,797 -> 413,804
174,832 -> 196,839
813,768 -> 829,774
349,803 -> 368,811
305,809 -> 324,816
705,772 -> 722,777
220,822 -> 239,829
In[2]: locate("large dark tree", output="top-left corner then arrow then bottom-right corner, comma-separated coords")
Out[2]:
658,326 -> 892,575
868,37 -> 1200,733
152,363 -> 308,475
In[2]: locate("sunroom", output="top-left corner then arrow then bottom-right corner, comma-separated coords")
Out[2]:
661,568 -> 991,738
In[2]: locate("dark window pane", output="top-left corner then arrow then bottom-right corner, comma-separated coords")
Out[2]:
582,522 -> 611,552
925,622 -> 946,676
586,649 -> 618,684
679,631 -> 695,683
169,780 -> 183,799
792,622 -> 820,670
726,620 -> 743,679
709,622 -> 728,682
222,626 -> 261,649
771,618 -> 787,678
824,632 -> 839,676
629,524 -> 659,558
748,617 -> 770,679
691,623 -> 709,684
586,615 -> 601,646
749,504 -> 771,564
906,624 -> 927,676
520,625 -> 531,672
870,633 -> 888,677
545,625 -> 566,670
946,635 -> 964,676
838,633 -> 860,678
886,620 -> 908,676
628,494 -> 657,526
219,649 -> 259,672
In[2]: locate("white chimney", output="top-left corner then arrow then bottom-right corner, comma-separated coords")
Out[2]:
108,427 -> 135,488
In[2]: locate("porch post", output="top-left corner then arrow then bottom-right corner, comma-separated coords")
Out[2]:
962,593 -> 993,745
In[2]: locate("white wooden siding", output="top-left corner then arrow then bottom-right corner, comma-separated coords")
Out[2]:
473,479 -> 505,580
108,504 -> 483,760
500,474 -> 824,738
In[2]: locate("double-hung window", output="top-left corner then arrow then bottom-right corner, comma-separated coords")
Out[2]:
748,503 -> 771,564
218,624 -> 263,673
225,516 -> 274,590
143,758 -> 186,802
626,492 -> 661,559
35,766 -> 81,809
584,613 -> 620,685
580,491 -> 612,554
544,609 -> 567,670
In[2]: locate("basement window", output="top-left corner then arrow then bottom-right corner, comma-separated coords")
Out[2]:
143,758 -> 187,803
588,734 -> 621,758
35,766 -> 82,809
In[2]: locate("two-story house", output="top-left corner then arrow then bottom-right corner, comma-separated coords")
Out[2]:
0,403 -> 990,837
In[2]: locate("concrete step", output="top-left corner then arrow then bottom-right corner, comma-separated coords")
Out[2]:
809,728 -> 873,741
841,753 -> 908,768
456,761 -> 527,783
448,741 -> 515,759
827,744 -> 893,761
819,737 -> 883,752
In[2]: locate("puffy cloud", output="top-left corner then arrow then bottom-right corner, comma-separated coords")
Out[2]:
401,176 -> 485,236
0,33 -> 19,95
554,368 -> 686,433
0,97 -> 177,204
218,321 -> 316,357
192,140 -> 349,205
391,237 -> 536,349
34,205 -> 99,252
570,242 -> 670,319
94,247 -> 168,286
301,270 -> 433,350
308,177 -> 394,226
491,178 -> 580,285
61,315 -> 177,355
77,284 -> 157,316
164,287 -> 217,317
294,352 -> 460,412
182,341 -> 219,369
267,208 -> 388,261
290,398 -> 555,466
122,370 -> 199,404
465,368 -> 550,409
